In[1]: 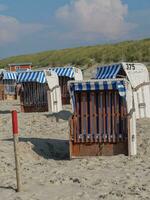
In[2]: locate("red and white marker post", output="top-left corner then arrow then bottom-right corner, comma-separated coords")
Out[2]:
12,110 -> 21,192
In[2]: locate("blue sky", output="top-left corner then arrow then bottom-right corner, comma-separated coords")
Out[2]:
0,0 -> 149,58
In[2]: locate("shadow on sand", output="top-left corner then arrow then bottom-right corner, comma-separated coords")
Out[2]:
0,110 -> 11,114
45,110 -> 72,121
3,137 -> 70,160
0,186 -> 16,191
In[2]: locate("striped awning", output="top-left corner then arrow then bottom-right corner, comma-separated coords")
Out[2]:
68,79 -> 126,112
2,71 -> 17,80
95,64 -> 122,79
69,80 -> 126,97
17,71 -> 46,83
50,67 -> 75,78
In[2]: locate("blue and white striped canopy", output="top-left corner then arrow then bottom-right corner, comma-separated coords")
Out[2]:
95,64 -> 122,79
2,71 -> 17,80
69,80 -> 126,97
17,71 -> 46,83
50,67 -> 75,78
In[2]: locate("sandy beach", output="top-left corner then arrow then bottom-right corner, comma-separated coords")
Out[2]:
0,100 -> 150,200
0,0 -> 149,199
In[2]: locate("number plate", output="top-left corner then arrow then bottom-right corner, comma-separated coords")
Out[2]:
126,63 -> 135,70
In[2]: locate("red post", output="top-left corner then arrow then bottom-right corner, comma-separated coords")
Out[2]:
12,110 -> 18,135
12,110 -> 21,192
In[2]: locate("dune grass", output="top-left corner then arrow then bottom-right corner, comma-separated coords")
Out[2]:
0,38 -> 149,70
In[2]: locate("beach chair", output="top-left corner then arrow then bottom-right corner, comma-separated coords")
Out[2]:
17,70 -> 62,113
68,79 -> 136,158
50,67 -> 83,105
94,62 -> 150,119
0,71 -> 17,100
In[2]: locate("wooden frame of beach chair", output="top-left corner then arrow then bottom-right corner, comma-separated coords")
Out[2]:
59,76 -> 73,105
50,67 -> 83,105
20,82 -> 49,112
69,89 -> 130,158
0,80 -> 17,100
94,62 -> 150,119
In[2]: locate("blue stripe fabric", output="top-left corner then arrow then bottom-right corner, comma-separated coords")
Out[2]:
86,82 -> 91,90
50,67 -> 75,78
17,71 -> 46,83
95,64 -> 121,79
103,81 -> 108,90
2,71 -> 17,80
69,80 -> 126,97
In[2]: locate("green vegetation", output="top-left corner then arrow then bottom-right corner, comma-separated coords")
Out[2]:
0,38 -> 150,70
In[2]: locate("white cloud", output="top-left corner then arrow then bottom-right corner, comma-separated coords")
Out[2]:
56,0 -> 135,41
0,15 -> 45,45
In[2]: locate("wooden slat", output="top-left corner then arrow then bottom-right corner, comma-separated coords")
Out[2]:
28,83 -> 30,105
107,91 -> 111,143
89,92 -> 92,143
123,98 -> 128,140
72,115 -> 76,143
111,92 -> 116,143
93,92 -> 96,142
59,76 -> 71,105
85,93 -> 89,143
103,92 -> 106,143
74,94 -> 77,143
75,93 -> 80,143
31,83 -> 33,105
62,77 -> 65,96
95,92 -> 98,142
114,92 -> 117,142
25,83 -> 27,105
89,92 -> 95,143
120,97 -> 124,141
115,91 -> 120,142
98,92 -> 103,143
70,116 -> 73,140
81,93 -> 86,142
93,93 -> 97,142
35,83 -> 37,106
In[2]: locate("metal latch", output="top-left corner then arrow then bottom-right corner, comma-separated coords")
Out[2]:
138,103 -> 146,108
